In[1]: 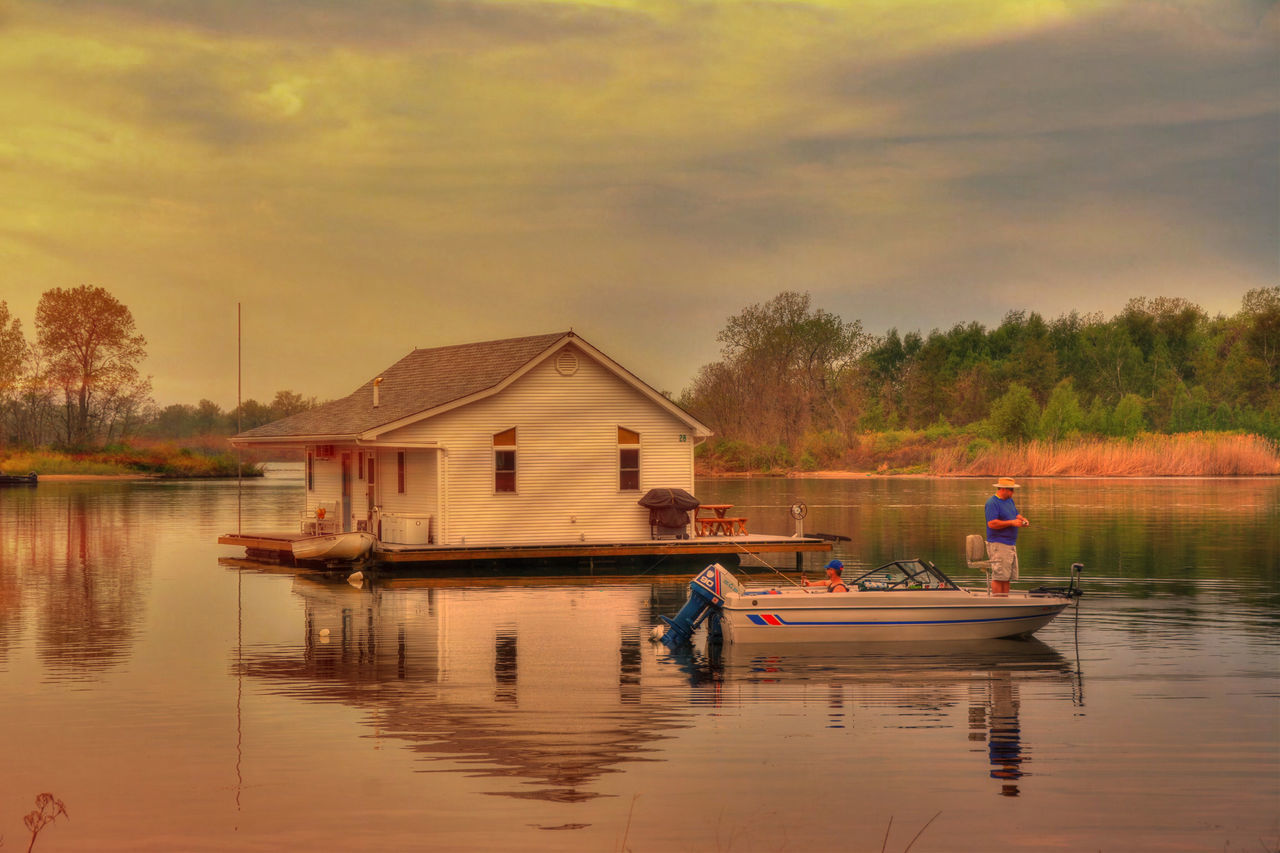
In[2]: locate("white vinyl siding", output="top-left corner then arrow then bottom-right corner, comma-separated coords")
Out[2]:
305,454 -> 343,515
382,348 -> 695,545
374,448 -> 439,519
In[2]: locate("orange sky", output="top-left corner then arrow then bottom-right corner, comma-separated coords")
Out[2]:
2,0 -> 1276,407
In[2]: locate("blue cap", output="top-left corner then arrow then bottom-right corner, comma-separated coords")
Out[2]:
825,559 -> 843,573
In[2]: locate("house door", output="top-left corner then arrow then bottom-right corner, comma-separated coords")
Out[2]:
366,454 -> 378,533
341,453 -> 352,532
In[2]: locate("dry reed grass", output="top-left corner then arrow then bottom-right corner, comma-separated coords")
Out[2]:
933,432 -> 1280,477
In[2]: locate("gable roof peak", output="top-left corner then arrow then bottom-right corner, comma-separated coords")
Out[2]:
231,329 -> 709,444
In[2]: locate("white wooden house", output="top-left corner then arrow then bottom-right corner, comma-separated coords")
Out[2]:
231,332 -> 712,548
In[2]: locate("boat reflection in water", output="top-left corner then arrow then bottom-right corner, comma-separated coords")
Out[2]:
234,572 -> 1080,803
667,635 -> 1080,798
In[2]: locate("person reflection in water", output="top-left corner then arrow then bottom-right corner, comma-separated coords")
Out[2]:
986,671 -> 1024,796
802,560 -> 849,592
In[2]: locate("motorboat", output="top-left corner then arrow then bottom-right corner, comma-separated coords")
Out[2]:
291,531 -> 377,563
0,471 -> 37,486
655,558 -> 1081,647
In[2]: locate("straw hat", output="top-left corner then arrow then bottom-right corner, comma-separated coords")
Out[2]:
993,477 -> 1020,490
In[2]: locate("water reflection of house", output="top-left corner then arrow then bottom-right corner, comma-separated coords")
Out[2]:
238,577 -> 694,802
237,575 -> 1079,800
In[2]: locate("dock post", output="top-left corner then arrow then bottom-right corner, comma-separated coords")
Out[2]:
795,550 -> 803,574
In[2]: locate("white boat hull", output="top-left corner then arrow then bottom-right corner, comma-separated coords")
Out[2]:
720,588 -> 1070,643
292,531 -> 377,562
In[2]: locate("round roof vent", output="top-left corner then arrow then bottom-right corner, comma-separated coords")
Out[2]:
555,349 -> 579,376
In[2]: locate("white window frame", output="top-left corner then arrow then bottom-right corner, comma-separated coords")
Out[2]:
493,428 -> 518,494
618,426 -> 641,492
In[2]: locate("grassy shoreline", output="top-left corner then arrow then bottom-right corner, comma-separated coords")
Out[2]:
0,444 -> 263,479
6,432 -> 1276,480
697,431 -> 1280,478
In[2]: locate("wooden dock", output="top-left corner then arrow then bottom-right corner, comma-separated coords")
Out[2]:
217,531 -> 831,573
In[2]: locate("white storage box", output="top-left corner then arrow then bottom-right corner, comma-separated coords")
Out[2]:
399,514 -> 432,545
380,513 -> 431,545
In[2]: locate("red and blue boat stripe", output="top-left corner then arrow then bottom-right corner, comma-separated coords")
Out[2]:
745,610 -> 1058,627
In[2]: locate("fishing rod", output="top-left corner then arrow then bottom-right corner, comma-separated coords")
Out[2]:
990,514 -> 1086,598
729,539 -> 806,588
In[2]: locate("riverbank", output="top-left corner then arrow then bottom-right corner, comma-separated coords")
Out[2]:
8,432 -> 1277,480
696,431 -> 1280,477
0,445 -> 263,479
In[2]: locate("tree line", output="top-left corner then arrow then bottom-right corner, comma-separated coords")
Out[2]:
5,284 -> 1276,462
144,389 -> 318,439
679,288 -> 1280,469
0,286 -> 315,449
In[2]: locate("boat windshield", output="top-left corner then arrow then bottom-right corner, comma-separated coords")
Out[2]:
849,559 -> 959,591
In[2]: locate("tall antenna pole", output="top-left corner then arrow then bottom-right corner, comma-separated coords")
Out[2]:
235,302 -> 245,818
237,302 -> 242,535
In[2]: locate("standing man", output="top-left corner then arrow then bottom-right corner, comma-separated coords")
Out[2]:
985,477 -> 1028,595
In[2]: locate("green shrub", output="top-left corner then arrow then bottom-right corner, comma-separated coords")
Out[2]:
800,429 -> 847,468
989,383 -> 1040,442
713,439 -> 752,471
966,437 -> 993,460
873,431 -> 905,453
1111,394 -> 1147,438
924,418 -> 954,441
745,443 -> 793,471
1040,379 -> 1084,440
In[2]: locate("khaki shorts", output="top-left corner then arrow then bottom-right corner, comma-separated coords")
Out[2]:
986,541 -> 1020,582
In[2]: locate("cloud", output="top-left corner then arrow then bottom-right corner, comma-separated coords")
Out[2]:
3,0 -> 1276,404
40,0 -> 641,48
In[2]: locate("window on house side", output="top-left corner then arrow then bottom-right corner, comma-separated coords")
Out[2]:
306,451 -> 314,491
397,451 -> 406,494
494,428 -> 517,493
618,427 -> 640,491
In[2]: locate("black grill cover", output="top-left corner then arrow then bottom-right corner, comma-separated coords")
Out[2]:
637,488 -> 700,528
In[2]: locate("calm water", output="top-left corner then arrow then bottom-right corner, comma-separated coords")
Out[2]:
1,470 -> 1276,851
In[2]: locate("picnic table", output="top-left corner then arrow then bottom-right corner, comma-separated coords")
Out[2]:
695,504 -> 748,536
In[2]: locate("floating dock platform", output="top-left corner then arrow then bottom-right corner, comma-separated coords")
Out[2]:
217,531 -> 831,574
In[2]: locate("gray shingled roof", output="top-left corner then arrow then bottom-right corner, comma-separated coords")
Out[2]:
235,332 -> 568,441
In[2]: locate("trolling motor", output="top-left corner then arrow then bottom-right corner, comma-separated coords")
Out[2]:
1029,562 -> 1085,598
652,564 -> 738,649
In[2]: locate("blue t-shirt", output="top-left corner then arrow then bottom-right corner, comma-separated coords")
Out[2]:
985,495 -> 1020,545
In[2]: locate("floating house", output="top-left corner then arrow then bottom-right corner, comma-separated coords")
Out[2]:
220,331 -> 829,570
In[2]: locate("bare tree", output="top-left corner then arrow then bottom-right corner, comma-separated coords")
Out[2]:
9,341 -> 59,446
270,389 -> 316,418
706,291 -> 867,448
0,300 -> 22,391
0,301 -> 25,445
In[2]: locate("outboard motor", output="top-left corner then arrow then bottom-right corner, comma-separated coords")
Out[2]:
655,564 -> 737,649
